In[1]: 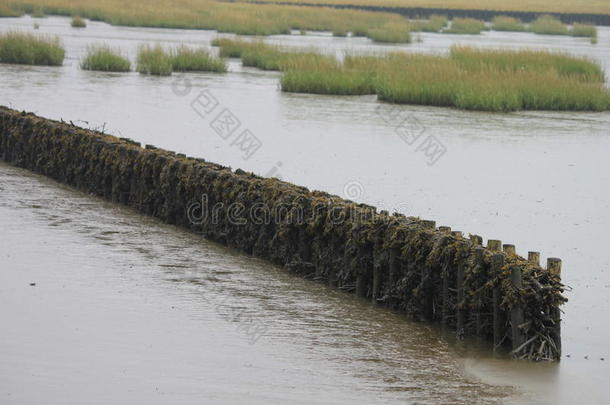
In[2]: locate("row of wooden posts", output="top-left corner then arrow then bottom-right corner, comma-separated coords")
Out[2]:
353,220 -> 562,356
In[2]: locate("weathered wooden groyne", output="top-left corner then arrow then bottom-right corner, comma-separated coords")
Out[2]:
0,106 -> 566,360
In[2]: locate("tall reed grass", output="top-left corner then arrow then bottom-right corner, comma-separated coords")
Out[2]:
238,0 -> 610,15
31,5 -> 44,18
137,44 -> 172,76
171,45 -> 227,72
374,58 -> 610,111
491,16 -> 526,31
0,2 -> 21,16
80,44 -> 130,71
411,15 -> 447,32
366,21 -> 411,43
0,31 -> 64,65
70,15 -> 86,27
450,46 -> 605,83
444,18 -> 487,34
272,44 -> 610,111
281,56 -> 376,95
571,23 -> 597,43
7,0 -> 415,43
213,38 -> 333,71
529,15 -> 568,35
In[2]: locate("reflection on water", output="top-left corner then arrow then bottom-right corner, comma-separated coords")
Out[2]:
1,14 -> 610,404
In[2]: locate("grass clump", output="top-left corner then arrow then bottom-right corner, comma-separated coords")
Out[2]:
80,44 -> 130,72
171,45 -> 227,72
212,38 -> 245,58
279,45 -> 610,112
491,16 -> 526,31
213,38 -> 332,71
0,31 -> 64,65
444,17 -> 487,34
6,0 -> 415,43
71,15 -> 86,27
412,15 -> 447,32
450,46 -> 606,83
571,23 -> 597,43
0,3 -> 21,17
529,15 -> 568,35
375,59 -> 610,112
212,38 -> 610,112
137,44 -> 172,76
367,22 -> 411,43
281,57 -> 375,95
31,6 -> 45,18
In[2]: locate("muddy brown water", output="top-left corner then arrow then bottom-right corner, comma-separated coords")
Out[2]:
1,15 -> 610,404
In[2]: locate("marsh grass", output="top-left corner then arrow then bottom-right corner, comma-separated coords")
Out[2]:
9,0 -> 414,43
80,44 -> 130,72
233,0 -> 610,15
491,16 -> 526,31
529,15 -> 568,35
571,23 -> 597,43
375,60 -> 610,111
137,44 -> 172,76
171,45 -> 227,72
412,15 -> 447,32
274,45 -> 610,111
31,6 -> 45,18
366,22 -> 411,43
444,17 -> 487,34
0,31 -> 64,65
0,2 -> 21,17
71,15 -> 86,27
213,38 -> 333,71
450,46 -> 606,82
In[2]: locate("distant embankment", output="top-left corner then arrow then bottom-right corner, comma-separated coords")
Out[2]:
0,106 -> 566,361
247,1 -> 610,26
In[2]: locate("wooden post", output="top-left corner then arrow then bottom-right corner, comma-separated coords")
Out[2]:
328,266 -> 337,287
387,248 -> 399,307
438,226 -> 451,233
503,244 -> 516,256
441,264 -> 449,325
491,253 -> 505,351
548,257 -> 562,357
456,258 -> 466,338
510,265 -> 526,356
528,251 -> 540,266
474,247 -> 485,337
487,239 -> 501,251
356,274 -> 367,298
371,264 -> 381,303
470,234 -> 483,245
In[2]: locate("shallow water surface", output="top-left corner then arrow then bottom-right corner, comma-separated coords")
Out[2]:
1,15 -> 610,404
0,162 -> 512,404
